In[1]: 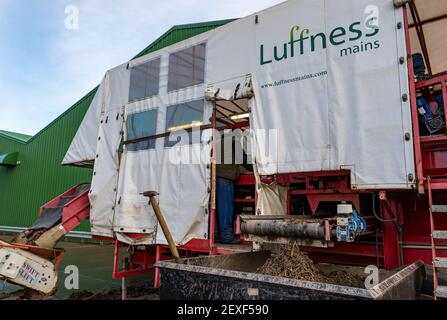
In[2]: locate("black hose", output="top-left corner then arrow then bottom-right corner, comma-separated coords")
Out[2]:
371,193 -> 405,265
372,193 -> 397,223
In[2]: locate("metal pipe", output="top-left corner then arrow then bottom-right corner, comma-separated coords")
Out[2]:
372,193 -> 397,223
209,101 -> 217,251
401,244 -> 447,250
241,220 -> 326,240
403,5 -> 425,194
121,259 -> 127,300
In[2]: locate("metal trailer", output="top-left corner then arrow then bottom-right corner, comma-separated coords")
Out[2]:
155,251 -> 426,300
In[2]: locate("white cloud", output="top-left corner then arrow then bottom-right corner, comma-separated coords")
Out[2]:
0,0 -> 284,135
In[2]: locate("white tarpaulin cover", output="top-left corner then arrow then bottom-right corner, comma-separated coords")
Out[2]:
62,77 -> 106,167
64,0 -> 416,243
248,0 -> 413,189
254,165 -> 288,216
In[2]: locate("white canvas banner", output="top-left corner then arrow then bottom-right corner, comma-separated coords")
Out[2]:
249,0 -> 414,189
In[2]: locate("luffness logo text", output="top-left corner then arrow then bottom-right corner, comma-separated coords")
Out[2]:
260,7 -> 381,65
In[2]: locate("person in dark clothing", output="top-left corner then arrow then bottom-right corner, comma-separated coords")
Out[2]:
214,128 -> 245,244
216,164 -> 240,244
215,126 -> 254,244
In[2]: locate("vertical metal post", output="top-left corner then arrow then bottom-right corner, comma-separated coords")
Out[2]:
403,5 -> 425,194
209,101 -> 217,253
112,241 -> 120,279
381,200 -> 401,270
154,245 -> 161,289
143,245 -> 149,272
254,179 -> 258,216
427,177 -> 439,300
121,259 -> 127,300
287,190 -> 292,215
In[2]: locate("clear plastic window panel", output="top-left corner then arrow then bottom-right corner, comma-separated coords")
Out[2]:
165,99 -> 205,147
127,109 -> 158,151
129,57 -> 161,102
168,43 -> 206,92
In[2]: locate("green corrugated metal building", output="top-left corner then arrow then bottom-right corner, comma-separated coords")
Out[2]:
0,19 -> 234,235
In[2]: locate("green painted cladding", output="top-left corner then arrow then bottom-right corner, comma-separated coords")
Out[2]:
0,91 -> 95,231
0,130 -> 31,142
133,19 -> 236,59
0,19 -> 234,232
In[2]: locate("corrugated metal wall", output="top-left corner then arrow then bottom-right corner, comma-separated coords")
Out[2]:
133,20 -> 236,59
0,91 -> 95,231
0,19 -> 233,232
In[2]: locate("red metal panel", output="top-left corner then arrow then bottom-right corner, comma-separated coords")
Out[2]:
303,242 -> 383,266
112,242 -> 156,279
61,190 -> 90,233
306,194 -> 360,214
415,73 -> 447,89
235,174 -> 256,185
382,221 -> 401,269
422,150 -> 447,176
179,238 -> 211,252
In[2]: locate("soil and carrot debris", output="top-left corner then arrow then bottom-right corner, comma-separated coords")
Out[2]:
256,243 -> 365,288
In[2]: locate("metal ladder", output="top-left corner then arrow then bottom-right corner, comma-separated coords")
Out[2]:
427,177 -> 447,300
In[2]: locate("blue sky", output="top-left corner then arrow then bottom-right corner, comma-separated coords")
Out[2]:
0,0 -> 283,135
